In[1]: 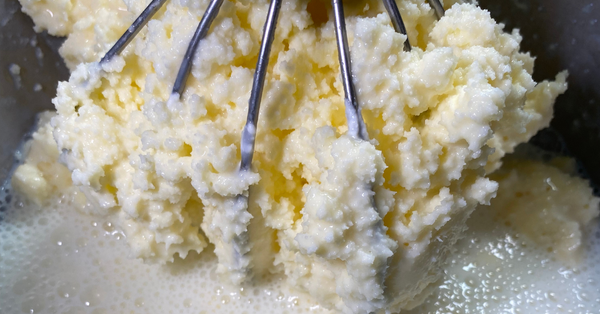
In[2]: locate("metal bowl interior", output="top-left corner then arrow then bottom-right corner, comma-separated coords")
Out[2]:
1,0 -> 599,188
0,0 -> 68,181
478,0 -> 600,191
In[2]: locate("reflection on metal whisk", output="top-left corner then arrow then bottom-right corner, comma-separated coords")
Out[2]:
332,0 -> 369,140
100,0 -> 168,64
383,0 -> 412,51
171,0 -> 225,99
99,0 -> 445,283
240,0 -> 282,172
429,0 -> 445,19
100,0 -> 444,96
239,0 -> 444,182
234,0 -> 445,283
99,0 -> 226,99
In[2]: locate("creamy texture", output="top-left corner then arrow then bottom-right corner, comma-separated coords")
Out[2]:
11,112 -> 86,208
15,0 -> 576,312
408,165 -> 600,313
19,0 -> 131,68
3,153 -> 600,314
283,130 -> 396,313
407,155 -> 600,313
488,157 -> 600,265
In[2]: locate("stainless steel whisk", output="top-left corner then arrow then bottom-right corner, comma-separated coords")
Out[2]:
100,0 -> 445,281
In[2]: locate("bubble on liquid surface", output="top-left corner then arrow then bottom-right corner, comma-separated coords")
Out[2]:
406,208 -> 600,314
0,181 -> 599,314
0,184 -> 328,314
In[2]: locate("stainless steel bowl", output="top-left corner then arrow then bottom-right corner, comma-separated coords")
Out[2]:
1,0 -> 599,187
478,0 -> 600,190
0,0 -> 68,181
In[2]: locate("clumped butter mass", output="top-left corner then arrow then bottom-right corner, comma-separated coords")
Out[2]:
13,0 -> 576,312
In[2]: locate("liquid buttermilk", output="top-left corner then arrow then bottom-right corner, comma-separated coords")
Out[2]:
3,0 -> 600,313
1,157 -> 600,313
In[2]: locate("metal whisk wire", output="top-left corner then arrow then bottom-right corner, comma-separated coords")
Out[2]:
100,0 -> 168,64
171,0 -> 225,98
101,0 -> 444,101
98,0 -> 446,285
430,0 -> 445,19
383,0 -> 411,52
332,0 -> 368,140
240,0 -> 283,171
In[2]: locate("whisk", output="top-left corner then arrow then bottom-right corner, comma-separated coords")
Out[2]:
98,0 -> 445,282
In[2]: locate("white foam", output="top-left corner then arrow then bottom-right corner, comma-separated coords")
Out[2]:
0,183 -> 599,313
406,207 -> 600,314
0,188 -> 329,314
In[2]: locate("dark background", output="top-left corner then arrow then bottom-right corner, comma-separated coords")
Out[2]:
478,0 -> 600,190
0,0 -> 69,181
1,0 -> 599,188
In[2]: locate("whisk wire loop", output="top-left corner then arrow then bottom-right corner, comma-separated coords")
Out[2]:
332,0 -> 369,140
101,0 -> 168,64
430,0 -> 445,19
240,0 -> 283,171
382,0 -> 411,51
171,0 -> 225,98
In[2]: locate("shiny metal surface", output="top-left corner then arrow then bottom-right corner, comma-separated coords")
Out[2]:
172,0 -> 224,98
382,0 -> 412,51
0,0 -> 68,182
1,0 -> 599,188
333,0 -> 366,140
100,0 -> 168,64
240,0 -> 282,171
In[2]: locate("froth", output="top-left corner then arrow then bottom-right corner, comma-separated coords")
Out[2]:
407,208 -> 600,314
1,185 -> 599,313
0,188 -> 330,314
